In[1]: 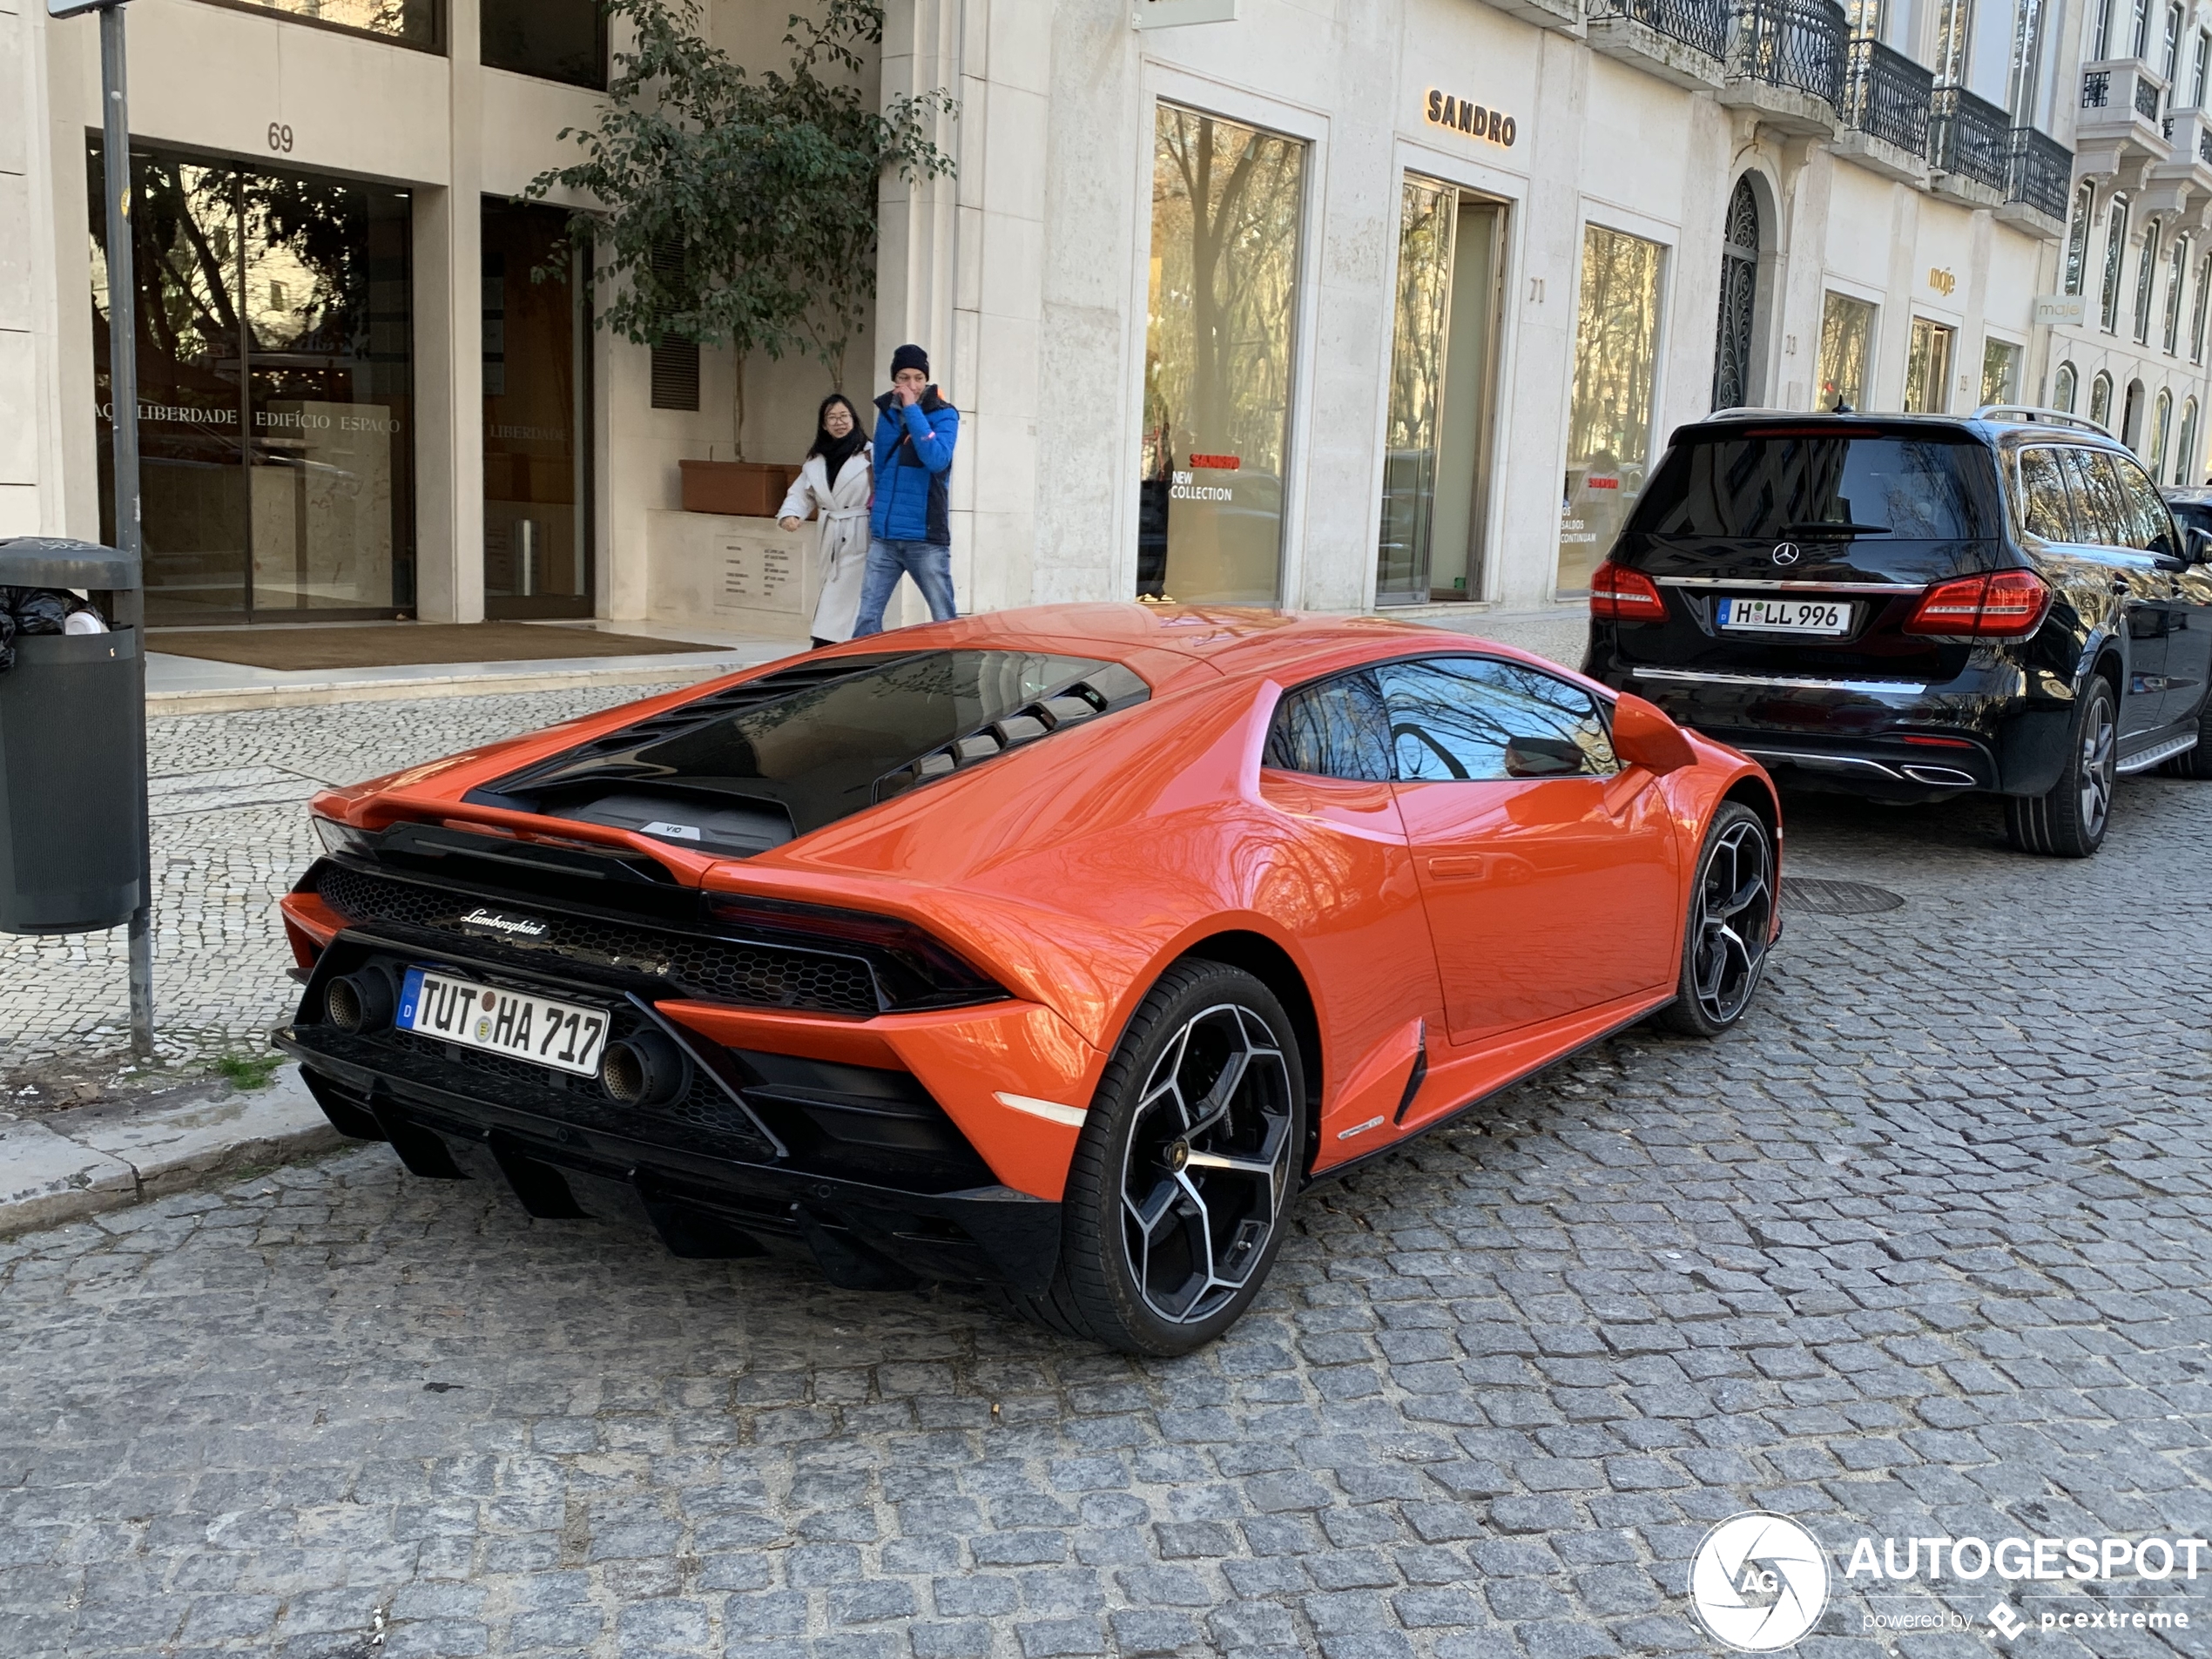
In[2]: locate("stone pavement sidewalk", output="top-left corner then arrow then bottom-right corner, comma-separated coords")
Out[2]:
0,1063 -> 340,1236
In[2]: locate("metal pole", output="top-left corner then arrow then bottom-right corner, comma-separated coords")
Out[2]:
98,3 -> 154,1061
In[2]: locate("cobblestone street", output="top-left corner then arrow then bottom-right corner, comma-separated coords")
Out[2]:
3,691 -> 2211,1659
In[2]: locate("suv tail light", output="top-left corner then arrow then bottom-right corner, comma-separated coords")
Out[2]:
1903,570 -> 2050,638
1590,561 -> 1666,620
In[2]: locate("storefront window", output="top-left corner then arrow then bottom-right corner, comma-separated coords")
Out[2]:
1138,104 -> 1305,604
2176,397 -> 2199,484
1980,336 -> 2021,404
1557,224 -> 1666,597
91,145 -> 414,624
1817,292 -> 1874,408
482,0 -> 605,89
482,199 -> 593,618
1904,317 -> 1955,412
2090,370 -> 2114,428
2053,360 -> 2078,411
1377,177 -> 1502,605
213,0 -> 436,48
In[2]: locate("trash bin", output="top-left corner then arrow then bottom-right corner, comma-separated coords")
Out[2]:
0,537 -> 144,934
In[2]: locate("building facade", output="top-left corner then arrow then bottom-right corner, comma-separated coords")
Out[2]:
1,0 -> 2185,644
2044,0 -> 2212,482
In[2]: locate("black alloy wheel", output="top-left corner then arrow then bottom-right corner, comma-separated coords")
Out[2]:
1008,961 -> 1306,1355
1659,802 -> 1774,1038
2006,675 -> 2118,856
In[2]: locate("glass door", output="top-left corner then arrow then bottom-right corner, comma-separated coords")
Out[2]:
1138,104 -> 1307,604
1377,177 -> 1503,605
1557,224 -> 1669,597
94,154 -> 251,623
1904,316 -> 1955,412
482,199 -> 593,619
92,144 -> 415,624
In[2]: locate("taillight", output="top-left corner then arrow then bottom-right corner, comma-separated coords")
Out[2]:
1591,562 -> 1666,621
1903,570 -> 2050,637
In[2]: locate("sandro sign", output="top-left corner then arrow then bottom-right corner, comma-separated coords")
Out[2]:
1425,88 -> 1518,148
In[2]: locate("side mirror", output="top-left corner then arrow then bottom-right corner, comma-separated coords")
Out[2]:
1610,692 -> 1696,774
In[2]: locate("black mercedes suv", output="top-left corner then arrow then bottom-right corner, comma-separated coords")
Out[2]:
1583,408 -> 2212,856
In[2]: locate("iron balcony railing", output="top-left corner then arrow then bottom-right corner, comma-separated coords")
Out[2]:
2202,125 -> 2212,163
1931,82 -> 2013,192
2082,69 -> 2111,106
2137,72 -> 2163,118
1588,0 -> 1730,57
1727,0 -> 1848,107
1841,36 -> 1932,154
2005,125 -> 2073,219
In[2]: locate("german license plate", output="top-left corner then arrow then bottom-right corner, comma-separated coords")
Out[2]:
397,968 -> 610,1078
1716,597 -> 1851,635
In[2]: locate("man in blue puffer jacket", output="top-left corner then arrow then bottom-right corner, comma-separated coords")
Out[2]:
852,343 -> 960,635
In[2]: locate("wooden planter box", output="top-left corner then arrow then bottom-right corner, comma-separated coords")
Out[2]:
679,460 -> 803,518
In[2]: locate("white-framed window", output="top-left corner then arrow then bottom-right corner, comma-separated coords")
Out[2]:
2167,233 -> 2192,354
2102,193 -> 2130,332
2194,250 -> 2212,361
2053,360 -> 2079,410
2134,215 -> 2163,343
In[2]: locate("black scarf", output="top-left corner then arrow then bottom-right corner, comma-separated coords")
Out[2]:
811,407 -> 867,489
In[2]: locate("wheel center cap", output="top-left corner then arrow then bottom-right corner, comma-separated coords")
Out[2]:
1165,1140 -> 1190,1173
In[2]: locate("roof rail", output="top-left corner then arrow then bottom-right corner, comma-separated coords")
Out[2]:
1972,405 -> 2113,435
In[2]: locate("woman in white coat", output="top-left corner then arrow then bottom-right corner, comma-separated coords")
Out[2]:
778,394 -> 873,646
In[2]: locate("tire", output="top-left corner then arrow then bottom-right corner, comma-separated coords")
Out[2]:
2157,692 -> 2212,778
1007,961 -> 1307,1356
2005,675 -> 2118,855
1657,801 -> 1775,1039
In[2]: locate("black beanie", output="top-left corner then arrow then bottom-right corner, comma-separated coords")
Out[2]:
891,343 -> 929,379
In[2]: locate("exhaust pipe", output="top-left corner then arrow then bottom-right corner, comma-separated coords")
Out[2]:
324,964 -> 396,1033
600,1027 -> 692,1108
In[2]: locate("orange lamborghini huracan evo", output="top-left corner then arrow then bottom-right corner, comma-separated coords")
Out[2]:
276,604 -> 1781,1353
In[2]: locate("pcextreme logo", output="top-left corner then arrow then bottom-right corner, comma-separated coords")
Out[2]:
1689,1513 -> 1831,1651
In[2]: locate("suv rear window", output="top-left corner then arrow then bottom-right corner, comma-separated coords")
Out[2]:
1630,430 -> 1999,541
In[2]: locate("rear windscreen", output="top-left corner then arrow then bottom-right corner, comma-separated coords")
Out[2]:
477,650 -> 1151,844
1630,432 -> 1997,540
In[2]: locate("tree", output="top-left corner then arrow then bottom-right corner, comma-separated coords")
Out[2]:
528,0 -> 954,457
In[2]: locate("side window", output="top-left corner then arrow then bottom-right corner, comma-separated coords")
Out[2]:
2016,448 -> 2073,543
1264,671 -> 1393,782
1374,658 -> 1620,782
2056,448 -> 2128,546
2109,454 -> 2180,555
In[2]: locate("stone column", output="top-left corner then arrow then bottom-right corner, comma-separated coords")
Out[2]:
0,0 -> 61,538
879,0 -> 1051,617
413,0 -> 485,623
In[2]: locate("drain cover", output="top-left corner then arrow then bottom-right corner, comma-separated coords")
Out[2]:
1784,877 -> 1905,915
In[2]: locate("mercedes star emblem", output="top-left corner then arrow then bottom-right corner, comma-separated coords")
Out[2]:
1770,543 -> 1802,566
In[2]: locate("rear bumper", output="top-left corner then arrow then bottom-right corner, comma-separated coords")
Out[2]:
1589,647 -> 2073,799
278,1019 -> 1063,1293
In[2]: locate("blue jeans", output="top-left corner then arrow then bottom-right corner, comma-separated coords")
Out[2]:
852,538 -> 957,636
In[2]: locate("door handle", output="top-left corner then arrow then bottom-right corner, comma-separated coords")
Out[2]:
1427,855 -> 1486,879
2113,578 -> 2132,594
